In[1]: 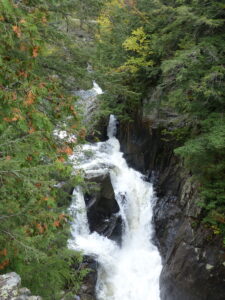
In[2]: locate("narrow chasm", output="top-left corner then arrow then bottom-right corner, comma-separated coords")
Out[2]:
118,113 -> 225,300
68,115 -> 162,300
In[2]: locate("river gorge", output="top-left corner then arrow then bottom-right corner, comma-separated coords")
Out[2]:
67,83 -> 225,300
68,114 -> 162,300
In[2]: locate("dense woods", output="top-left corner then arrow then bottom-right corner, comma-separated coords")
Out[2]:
0,0 -> 225,299
91,0 -> 225,243
0,0 -> 92,298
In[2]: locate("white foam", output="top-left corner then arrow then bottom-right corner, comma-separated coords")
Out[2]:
68,115 -> 162,300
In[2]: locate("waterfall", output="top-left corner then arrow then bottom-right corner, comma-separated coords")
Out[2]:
68,115 -> 162,300
74,81 -> 103,126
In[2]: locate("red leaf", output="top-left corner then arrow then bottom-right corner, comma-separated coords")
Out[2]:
32,46 -> 39,58
12,25 -> 21,38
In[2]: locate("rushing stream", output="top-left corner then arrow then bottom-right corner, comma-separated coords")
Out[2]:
68,113 -> 162,300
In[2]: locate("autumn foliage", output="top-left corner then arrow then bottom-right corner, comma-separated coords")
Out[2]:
0,0 -> 86,298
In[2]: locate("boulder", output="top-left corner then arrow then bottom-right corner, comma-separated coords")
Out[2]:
0,272 -> 41,300
85,173 -> 122,242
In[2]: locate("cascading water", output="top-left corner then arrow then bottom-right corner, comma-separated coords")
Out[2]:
74,81 -> 103,126
68,115 -> 162,300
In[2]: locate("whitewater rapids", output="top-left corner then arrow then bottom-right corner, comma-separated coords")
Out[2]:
68,115 -> 162,300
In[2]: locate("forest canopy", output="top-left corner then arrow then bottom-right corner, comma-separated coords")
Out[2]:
0,0 -> 93,298
91,0 -> 225,242
0,0 -> 225,298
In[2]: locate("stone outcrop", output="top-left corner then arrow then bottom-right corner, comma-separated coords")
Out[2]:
118,109 -> 225,300
0,273 -> 41,300
75,256 -> 98,300
0,271 -> 97,300
85,173 -> 122,242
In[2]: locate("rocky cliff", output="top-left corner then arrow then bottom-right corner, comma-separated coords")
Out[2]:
72,107 -> 225,300
118,110 -> 225,300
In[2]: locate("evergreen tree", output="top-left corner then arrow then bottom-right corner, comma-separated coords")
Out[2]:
90,0 -> 225,242
0,0 -> 89,298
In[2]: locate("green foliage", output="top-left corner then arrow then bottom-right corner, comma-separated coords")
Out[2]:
175,115 -> 225,237
89,0 -> 225,241
120,27 -> 153,73
0,0 -> 89,297
91,1 -> 148,118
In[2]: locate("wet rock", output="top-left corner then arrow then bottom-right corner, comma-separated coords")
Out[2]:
77,256 -> 97,300
118,110 -> 225,300
85,173 -> 122,242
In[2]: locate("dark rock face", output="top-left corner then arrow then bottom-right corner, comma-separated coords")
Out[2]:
77,256 -> 98,300
85,173 -> 122,242
75,156 -> 122,300
118,112 -> 225,300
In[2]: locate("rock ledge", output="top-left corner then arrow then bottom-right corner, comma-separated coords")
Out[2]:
0,272 -> 41,300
